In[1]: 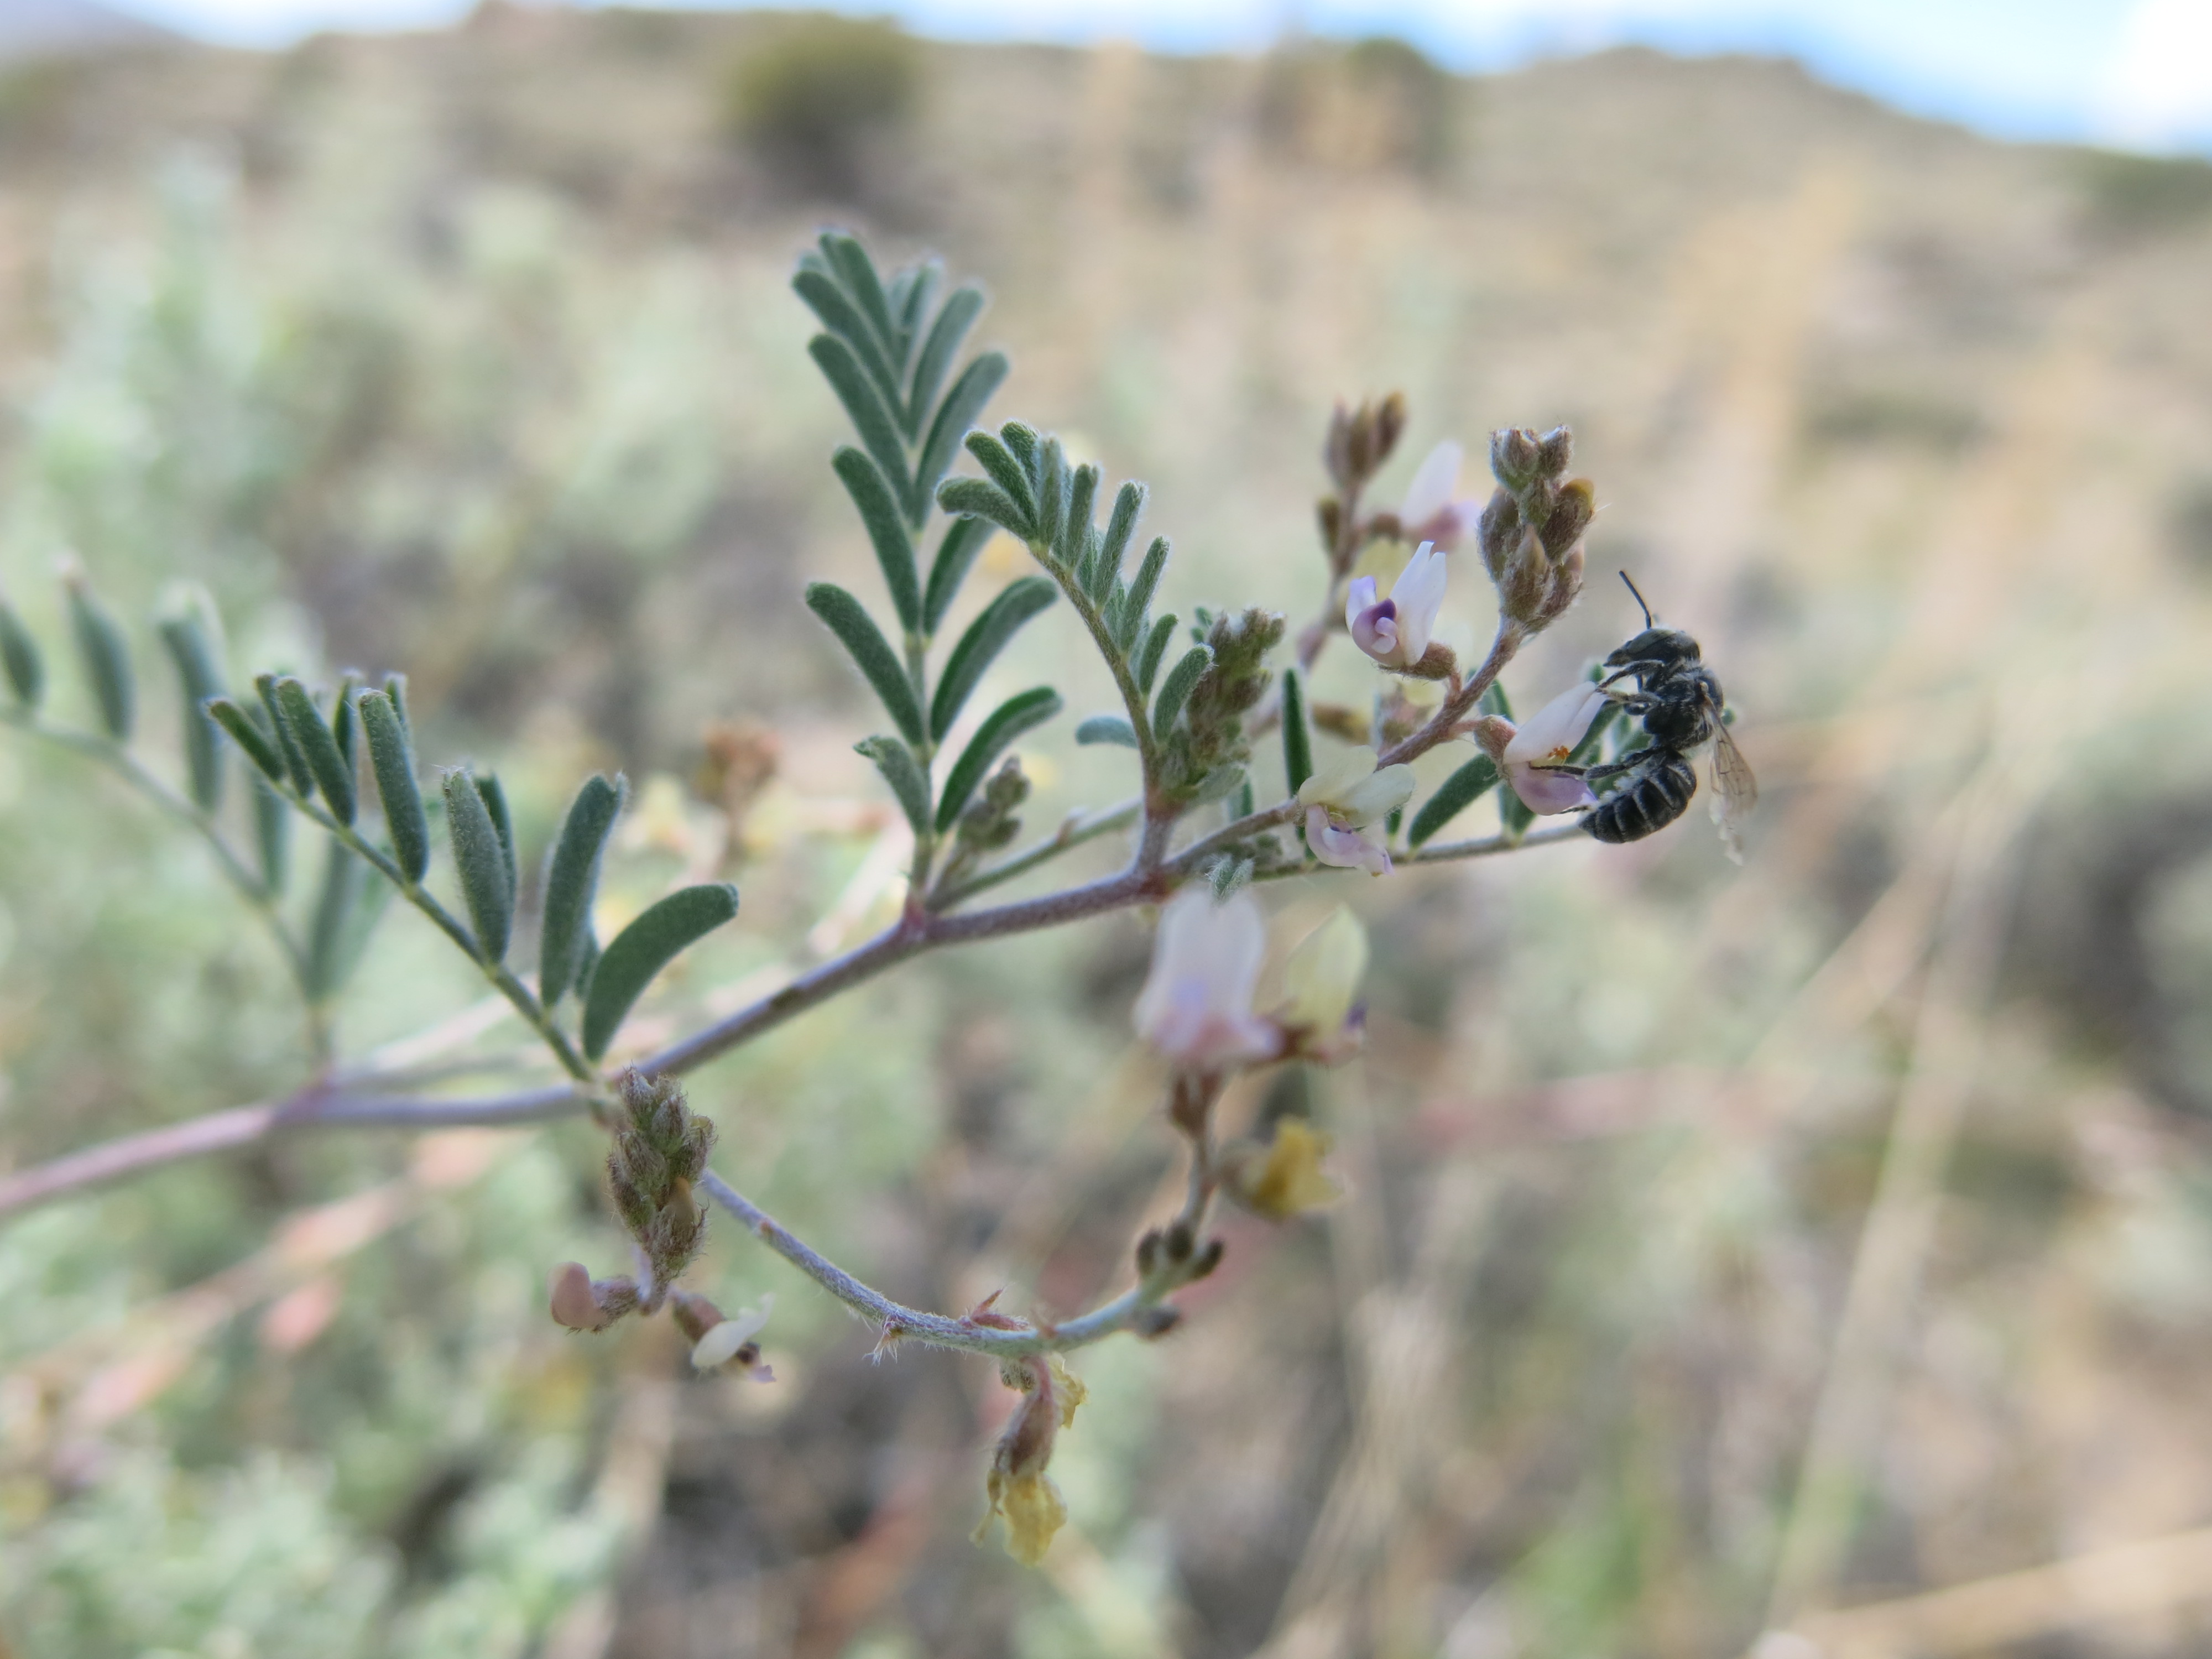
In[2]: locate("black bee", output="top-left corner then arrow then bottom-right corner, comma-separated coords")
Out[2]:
1541,575 -> 1757,860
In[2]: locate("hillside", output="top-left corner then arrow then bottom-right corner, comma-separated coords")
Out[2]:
4,14 -> 2212,1658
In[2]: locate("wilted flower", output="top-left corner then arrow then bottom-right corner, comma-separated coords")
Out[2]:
978,1355 -> 1086,1566
988,1467 -> 1067,1567
1134,889 -> 1280,1071
674,1290 -> 776,1381
1345,540 -> 1448,671
1276,906 -> 1369,1059
1297,746 -> 1416,875
1226,1117 -> 1342,1220
1398,440 -> 1476,549
1500,682 -> 1607,815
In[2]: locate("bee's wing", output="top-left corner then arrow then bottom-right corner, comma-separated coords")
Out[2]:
1707,718 -> 1757,865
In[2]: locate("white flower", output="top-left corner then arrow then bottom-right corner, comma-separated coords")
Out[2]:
1298,746 -> 1417,875
1399,440 -> 1474,548
1133,889 -> 1280,1071
1501,683 -> 1607,815
1346,540 -> 1448,671
691,1292 -> 775,1378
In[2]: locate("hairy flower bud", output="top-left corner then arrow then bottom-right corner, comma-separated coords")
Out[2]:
1490,427 -> 1542,491
1536,424 -> 1573,478
1478,488 -> 1521,583
549,1262 -> 640,1333
607,1070 -> 718,1302
1541,478 -> 1596,557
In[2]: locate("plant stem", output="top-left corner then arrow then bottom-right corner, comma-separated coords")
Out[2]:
279,786 -> 596,1083
1,707 -> 331,1061
928,796 -> 1140,910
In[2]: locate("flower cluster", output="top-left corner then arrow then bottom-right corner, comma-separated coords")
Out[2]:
1478,426 -> 1593,633
549,1069 -> 720,1333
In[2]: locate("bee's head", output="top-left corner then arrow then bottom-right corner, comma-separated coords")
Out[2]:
1605,627 -> 1701,670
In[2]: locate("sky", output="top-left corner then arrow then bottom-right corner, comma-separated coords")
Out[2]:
98,0 -> 2212,154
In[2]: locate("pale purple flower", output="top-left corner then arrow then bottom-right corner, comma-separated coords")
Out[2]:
1399,440 -> 1475,548
1134,889 -> 1281,1071
1298,746 -> 1417,875
1345,540 -> 1448,670
1501,682 -> 1608,815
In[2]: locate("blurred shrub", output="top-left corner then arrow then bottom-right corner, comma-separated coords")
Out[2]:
1803,386 -> 1985,453
1258,36 -> 1456,178
2072,148 -> 2212,238
2169,475 -> 2212,576
722,14 -> 920,201
0,58 -> 84,155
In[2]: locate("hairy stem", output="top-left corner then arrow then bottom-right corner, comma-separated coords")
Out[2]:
928,796 -> 1141,911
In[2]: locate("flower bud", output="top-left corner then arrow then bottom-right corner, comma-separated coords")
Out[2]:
1536,425 -> 1573,478
1534,540 -> 1585,627
1490,427 -> 1542,491
1135,1305 -> 1183,1339
549,1262 -> 640,1333
607,1069 -> 718,1300
1541,478 -> 1596,557
1478,488 -> 1521,583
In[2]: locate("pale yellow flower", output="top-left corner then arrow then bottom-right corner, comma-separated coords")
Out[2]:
985,1468 -> 1068,1566
1231,1118 -> 1342,1221
1277,907 -> 1369,1036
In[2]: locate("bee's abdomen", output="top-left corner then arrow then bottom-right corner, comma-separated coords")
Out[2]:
1581,752 -> 1698,844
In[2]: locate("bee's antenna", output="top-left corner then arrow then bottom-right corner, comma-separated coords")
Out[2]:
1618,571 -> 1656,629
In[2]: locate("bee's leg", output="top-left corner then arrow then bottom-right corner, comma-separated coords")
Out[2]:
1579,748 -> 1656,786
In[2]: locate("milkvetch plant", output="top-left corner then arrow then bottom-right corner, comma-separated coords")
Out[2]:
0,231 -> 1722,1563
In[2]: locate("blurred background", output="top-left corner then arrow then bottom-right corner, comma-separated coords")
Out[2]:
3,2 -> 2212,1655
